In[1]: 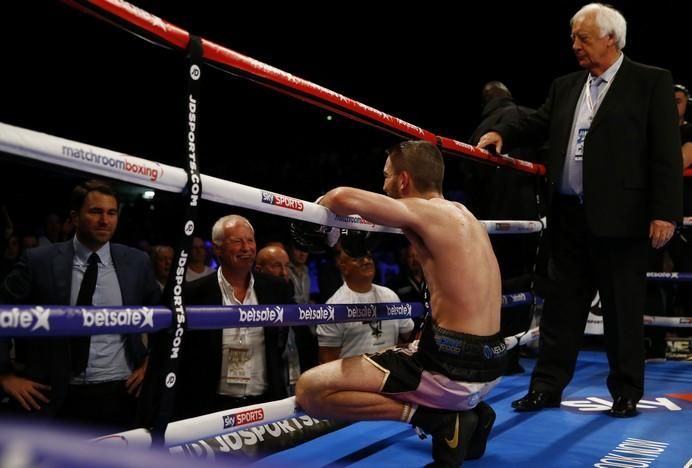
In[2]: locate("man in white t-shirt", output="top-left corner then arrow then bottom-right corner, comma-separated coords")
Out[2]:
317,249 -> 413,363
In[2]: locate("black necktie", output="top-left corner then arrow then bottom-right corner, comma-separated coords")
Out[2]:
71,252 -> 99,375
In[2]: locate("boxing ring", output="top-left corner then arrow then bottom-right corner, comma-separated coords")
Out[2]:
1,1 -> 691,466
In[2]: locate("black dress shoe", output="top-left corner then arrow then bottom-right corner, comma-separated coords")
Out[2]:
511,390 -> 562,411
608,397 -> 638,418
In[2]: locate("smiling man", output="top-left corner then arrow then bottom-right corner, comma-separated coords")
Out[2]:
167,215 -> 294,420
477,3 -> 681,419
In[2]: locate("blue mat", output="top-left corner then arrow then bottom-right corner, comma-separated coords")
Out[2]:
257,351 -> 692,467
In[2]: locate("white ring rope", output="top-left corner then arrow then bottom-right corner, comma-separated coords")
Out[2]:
92,397 -> 299,449
0,121 -> 544,235
643,315 -> 692,328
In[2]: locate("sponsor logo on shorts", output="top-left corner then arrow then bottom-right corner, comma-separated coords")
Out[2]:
482,342 -> 507,359
494,222 -> 511,231
238,306 -> 284,324
261,191 -> 304,211
81,307 -> 155,329
298,305 -> 335,322
346,304 -> 377,320
436,336 -> 462,354
385,303 -> 412,317
222,408 -> 265,429
0,306 -> 51,331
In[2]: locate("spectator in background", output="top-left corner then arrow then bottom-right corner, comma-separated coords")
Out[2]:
287,242 -> 311,304
20,235 -> 39,251
387,242 -> 425,335
0,235 -> 20,280
37,212 -> 63,246
477,3 -> 681,417
387,243 -> 423,304
255,244 -> 291,281
150,244 -> 174,291
675,84 -> 692,169
0,179 -> 159,433
255,244 -> 318,394
316,246 -> 344,304
317,249 -> 413,363
185,236 -> 215,282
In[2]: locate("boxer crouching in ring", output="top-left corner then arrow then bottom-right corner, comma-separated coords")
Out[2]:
295,140 -> 507,467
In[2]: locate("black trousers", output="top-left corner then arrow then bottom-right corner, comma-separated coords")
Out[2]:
531,196 -> 648,400
56,380 -> 137,434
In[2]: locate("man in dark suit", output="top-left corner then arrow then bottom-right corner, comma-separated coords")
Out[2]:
477,3 -> 681,417
0,179 -> 160,431
172,215 -> 294,420
469,81 -> 543,375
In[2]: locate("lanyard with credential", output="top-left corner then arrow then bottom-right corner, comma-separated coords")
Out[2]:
585,76 -> 613,116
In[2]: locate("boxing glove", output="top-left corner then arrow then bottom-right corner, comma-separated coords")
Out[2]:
339,229 -> 381,258
289,220 -> 333,254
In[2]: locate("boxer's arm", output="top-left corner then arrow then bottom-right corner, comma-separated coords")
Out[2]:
319,187 -> 423,230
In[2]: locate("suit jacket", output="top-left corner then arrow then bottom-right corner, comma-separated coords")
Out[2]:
494,56 -> 682,237
467,96 -> 541,221
172,271 -> 294,420
0,240 -> 160,416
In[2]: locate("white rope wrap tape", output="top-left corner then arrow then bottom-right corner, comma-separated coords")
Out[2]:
503,326 -> 540,350
0,122 -> 543,235
643,315 -> 692,328
92,397 -> 299,449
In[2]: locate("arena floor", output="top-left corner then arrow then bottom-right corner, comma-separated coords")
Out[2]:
256,351 -> 692,467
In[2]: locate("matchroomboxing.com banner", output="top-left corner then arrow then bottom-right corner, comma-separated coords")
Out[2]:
168,415 -> 350,461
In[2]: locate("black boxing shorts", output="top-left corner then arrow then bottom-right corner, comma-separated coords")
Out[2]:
364,320 -> 507,410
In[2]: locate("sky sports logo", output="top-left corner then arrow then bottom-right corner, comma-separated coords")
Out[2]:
222,408 -> 265,429
62,145 -> 162,181
261,191 -> 304,211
